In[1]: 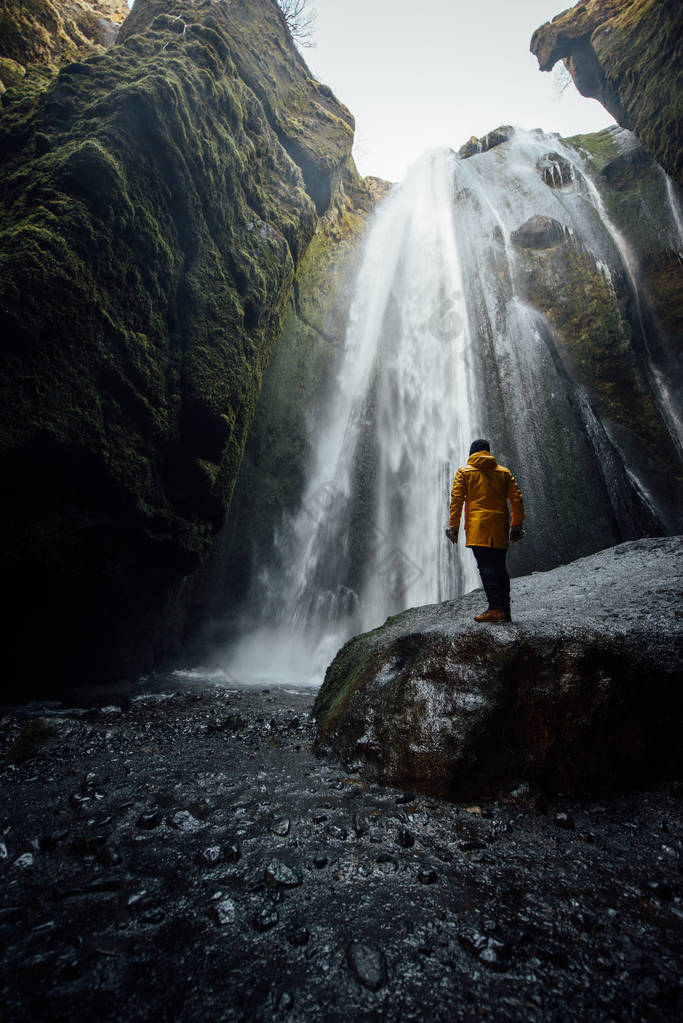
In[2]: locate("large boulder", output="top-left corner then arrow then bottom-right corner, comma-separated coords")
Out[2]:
313,537 -> 683,800
0,0 -> 354,695
511,214 -> 569,249
530,0 -> 682,186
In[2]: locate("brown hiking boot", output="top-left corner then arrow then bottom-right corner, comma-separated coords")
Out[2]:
474,609 -> 506,623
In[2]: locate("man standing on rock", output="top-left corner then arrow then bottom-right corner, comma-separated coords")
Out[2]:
445,440 -> 525,622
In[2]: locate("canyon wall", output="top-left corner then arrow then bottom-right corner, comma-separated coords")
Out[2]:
0,0 -> 359,693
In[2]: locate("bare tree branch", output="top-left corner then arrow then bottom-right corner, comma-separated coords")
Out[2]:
551,61 -> 574,99
276,0 -> 316,48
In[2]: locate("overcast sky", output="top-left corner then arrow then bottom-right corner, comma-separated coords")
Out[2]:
300,0 -> 614,181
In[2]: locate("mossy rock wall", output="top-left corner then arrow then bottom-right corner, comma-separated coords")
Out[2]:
0,0 -> 129,92
531,0 -> 683,186
0,0 -> 355,695
184,165 -> 392,649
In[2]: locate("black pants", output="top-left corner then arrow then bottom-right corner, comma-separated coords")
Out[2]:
471,546 -> 510,614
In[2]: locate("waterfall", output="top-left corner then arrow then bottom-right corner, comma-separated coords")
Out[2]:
219,128 -> 678,686
226,149 -> 481,683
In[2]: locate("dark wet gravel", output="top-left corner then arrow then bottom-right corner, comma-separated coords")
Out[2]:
0,680 -> 681,1021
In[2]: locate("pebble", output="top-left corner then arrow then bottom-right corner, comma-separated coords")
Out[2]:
199,846 -> 222,865
253,907 -> 279,932
326,825 -> 347,840
458,931 -> 511,971
555,812 -> 574,830
347,941 -> 387,990
170,810 -> 203,832
353,814 -> 369,837
215,899 -> 236,925
271,818 -> 291,836
417,867 -> 438,885
264,859 -> 302,887
397,827 -> 415,848
14,852 -> 34,869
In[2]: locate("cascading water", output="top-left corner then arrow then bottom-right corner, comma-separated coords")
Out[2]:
226,149 -> 481,682
220,127 -> 680,685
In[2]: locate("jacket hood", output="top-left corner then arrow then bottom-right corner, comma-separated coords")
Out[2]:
468,451 -> 498,471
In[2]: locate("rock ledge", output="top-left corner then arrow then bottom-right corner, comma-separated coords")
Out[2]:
313,538 -> 683,800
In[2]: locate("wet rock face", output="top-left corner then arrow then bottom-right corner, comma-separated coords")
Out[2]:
313,538 -> 683,801
511,214 -> 568,249
530,0 -> 682,186
0,0 -> 354,695
537,151 -> 573,188
600,145 -> 658,191
1,680 -> 681,1020
458,125 -> 514,159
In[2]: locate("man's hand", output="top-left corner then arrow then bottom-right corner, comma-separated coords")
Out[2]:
510,525 -> 525,543
445,527 -> 458,545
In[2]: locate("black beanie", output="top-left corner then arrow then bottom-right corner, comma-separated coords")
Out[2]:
469,438 -> 491,455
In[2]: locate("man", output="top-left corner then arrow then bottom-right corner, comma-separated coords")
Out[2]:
445,439 -> 525,623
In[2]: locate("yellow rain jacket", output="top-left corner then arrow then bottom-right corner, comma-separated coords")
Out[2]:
449,450 -> 525,549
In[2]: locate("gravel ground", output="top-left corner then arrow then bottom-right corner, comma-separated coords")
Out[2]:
0,676 -> 681,1022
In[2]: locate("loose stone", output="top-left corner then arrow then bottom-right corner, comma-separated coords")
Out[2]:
170,810 -> 203,831
264,859 -> 302,887
200,846 -> 222,865
216,899 -> 236,925
458,931 -> 511,971
326,824 -> 347,840
347,941 -> 387,991
397,827 -> 415,848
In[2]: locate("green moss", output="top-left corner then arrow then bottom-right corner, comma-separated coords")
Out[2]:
0,0 -> 356,692
313,633 -> 377,733
564,128 -> 621,172
520,238 -> 675,475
